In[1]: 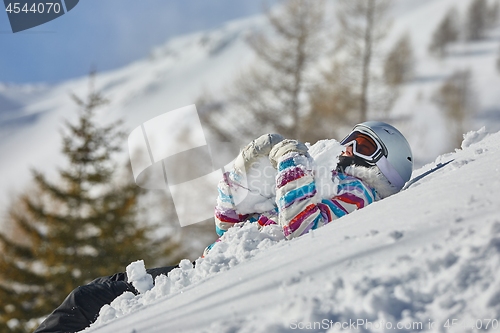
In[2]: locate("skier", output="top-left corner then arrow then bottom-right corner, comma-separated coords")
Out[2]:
209,121 -> 413,248
34,121 -> 413,333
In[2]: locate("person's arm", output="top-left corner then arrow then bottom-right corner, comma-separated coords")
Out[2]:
213,171 -> 252,237
269,140 -> 377,239
269,139 -> 323,239
214,133 -> 285,236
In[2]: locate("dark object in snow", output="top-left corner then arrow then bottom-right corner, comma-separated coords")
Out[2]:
34,266 -> 179,333
402,159 -> 454,190
389,230 -> 404,241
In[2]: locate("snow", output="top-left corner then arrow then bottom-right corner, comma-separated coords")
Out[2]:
461,126 -> 489,149
308,139 -> 344,200
81,128 -> 500,333
92,223 -> 286,328
126,261 -> 154,295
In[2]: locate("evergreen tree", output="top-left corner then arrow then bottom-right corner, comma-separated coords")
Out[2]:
428,7 -> 460,58
305,60 -> 359,142
199,0 -> 326,143
487,0 -> 500,29
0,76 -> 154,332
335,0 -> 395,121
384,33 -> 415,87
432,69 -> 476,148
466,0 -> 489,40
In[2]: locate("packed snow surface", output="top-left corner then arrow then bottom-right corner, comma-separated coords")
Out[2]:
83,128 -> 500,333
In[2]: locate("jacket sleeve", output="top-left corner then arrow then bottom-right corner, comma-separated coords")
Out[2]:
273,151 -> 323,239
319,170 -> 377,220
272,144 -> 377,239
205,170 -> 273,257
213,171 -> 252,237
213,134 -> 284,237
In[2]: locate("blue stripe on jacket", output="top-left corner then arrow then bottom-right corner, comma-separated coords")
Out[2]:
278,157 -> 296,171
337,180 -> 374,205
218,188 -> 233,204
279,182 -> 316,209
321,199 -> 347,218
216,225 -> 227,237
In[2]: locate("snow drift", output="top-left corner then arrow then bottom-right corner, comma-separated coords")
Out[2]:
82,127 -> 500,333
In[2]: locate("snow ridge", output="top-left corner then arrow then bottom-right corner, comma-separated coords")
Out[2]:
91,223 -> 285,328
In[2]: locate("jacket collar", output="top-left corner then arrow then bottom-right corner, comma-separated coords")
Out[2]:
343,165 -> 400,199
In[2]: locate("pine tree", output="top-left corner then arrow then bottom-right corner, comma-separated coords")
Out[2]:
433,69 -> 476,148
384,33 -> 415,87
487,0 -> 500,28
199,0 -> 326,143
335,0 -> 394,122
429,7 -> 460,58
466,0 -> 489,40
305,61 -> 360,142
0,75 -> 154,332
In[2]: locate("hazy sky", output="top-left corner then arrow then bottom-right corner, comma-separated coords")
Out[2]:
0,0 -> 267,84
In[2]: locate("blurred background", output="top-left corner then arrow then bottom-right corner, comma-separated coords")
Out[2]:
0,0 -> 270,83
1,0 -> 500,331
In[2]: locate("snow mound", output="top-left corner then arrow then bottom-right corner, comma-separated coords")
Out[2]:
126,260 -> 153,294
309,139 -> 344,200
461,126 -> 489,149
211,220 -> 500,333
91,223 -> 285,328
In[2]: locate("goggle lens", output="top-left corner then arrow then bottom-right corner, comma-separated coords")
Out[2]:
340,130 -> 384,163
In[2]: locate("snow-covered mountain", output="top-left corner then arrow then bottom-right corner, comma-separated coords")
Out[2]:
0,14 -> 262,214
82,127 -> 500,333
1,0 -> 500,217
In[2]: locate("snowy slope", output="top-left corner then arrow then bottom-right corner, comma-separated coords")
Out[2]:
81,127 -> 500,333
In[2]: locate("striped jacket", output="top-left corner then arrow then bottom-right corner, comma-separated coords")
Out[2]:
212,150 -> 383,244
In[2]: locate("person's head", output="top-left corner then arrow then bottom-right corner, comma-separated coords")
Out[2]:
337,121 -> 413,192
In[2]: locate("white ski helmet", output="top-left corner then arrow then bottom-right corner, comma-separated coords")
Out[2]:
340,121 -> 413,190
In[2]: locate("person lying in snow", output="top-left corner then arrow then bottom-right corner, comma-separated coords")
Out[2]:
207,121 -> 413,253
34,121 -> 413,333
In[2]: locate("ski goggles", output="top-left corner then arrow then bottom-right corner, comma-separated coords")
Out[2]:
340,130 -> 386,165
340,128 -> 406,189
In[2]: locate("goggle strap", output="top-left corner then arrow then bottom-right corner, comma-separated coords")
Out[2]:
376,156 -> 405,190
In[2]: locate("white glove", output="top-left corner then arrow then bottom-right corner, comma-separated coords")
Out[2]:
268,139 -> 309,169
228,134 -> 285,214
